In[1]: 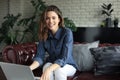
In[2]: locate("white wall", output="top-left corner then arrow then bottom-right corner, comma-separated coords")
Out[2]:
0,0 -> 120,27
0,0 -> 120,52
43,0 -> 120,27
0,0 -> 8,27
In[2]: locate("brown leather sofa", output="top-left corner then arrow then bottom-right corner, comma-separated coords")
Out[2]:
2,42 -> 120,80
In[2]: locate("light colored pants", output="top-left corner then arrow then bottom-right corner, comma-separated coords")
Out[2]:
42,62 -> 76,80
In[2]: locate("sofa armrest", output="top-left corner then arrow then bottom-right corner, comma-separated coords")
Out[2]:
2,42 -> 37,65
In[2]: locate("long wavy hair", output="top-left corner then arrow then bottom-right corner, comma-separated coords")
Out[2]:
38,5 -> 64,41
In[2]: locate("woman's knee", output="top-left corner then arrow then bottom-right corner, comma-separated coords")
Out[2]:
54,68 -> 67,79
43,62 -> 52,72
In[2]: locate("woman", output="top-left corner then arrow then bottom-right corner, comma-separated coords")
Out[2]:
30,5 -> 77,80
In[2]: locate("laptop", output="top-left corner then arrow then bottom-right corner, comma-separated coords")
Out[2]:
0,62 -> 40,80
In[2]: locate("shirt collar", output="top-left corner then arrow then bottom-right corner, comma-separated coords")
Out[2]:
49,27 -> 62,40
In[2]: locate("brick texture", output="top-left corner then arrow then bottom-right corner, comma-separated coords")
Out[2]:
0,0 -> 120,27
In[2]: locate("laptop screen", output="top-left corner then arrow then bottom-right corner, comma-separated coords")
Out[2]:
0,62 -> 37,80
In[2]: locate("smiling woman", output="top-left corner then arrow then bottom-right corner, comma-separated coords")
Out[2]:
45,11 -> 61,35
30,5 -> 77,80
0,0 -> 77,59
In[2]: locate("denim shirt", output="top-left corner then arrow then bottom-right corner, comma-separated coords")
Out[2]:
33,27 -> 77,69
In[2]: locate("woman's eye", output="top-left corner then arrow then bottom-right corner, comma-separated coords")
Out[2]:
46,16 -> 56,20
46,17 -> 49,20
52,17 -> 56,19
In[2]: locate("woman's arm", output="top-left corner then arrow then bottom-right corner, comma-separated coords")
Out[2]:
30,41 -> 45,70
29,61 -> 40,70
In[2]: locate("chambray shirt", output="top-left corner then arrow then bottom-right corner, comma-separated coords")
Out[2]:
33,27 -> 77,69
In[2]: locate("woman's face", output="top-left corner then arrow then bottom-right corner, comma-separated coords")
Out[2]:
45,11 -> 60,34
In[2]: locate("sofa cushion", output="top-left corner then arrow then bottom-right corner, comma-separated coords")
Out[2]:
90,46 -> 120,75
73,41 -> 99,71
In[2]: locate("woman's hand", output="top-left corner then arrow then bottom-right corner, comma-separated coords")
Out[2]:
40,63 -> 60,80
40,67 -> 51,80
29,61 -> 40,70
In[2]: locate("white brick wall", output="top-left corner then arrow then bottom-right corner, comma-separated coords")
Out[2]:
0,0 -> 8,27
0,0 -> 120,52
9,0 -> 21,15
0,0 -> 120,27
43,0 -> 120,27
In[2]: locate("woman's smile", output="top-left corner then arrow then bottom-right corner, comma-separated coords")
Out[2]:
46,11 -> 60,34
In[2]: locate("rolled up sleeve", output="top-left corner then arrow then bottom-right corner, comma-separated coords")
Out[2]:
33,41 -> 45,65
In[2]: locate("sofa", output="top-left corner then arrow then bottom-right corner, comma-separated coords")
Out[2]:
2,27 -> 120,80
